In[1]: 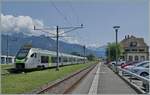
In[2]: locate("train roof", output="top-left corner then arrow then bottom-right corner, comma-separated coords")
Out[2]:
30,48 -> 85,59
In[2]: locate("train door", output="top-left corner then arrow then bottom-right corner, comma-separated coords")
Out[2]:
30,53 -> 38,68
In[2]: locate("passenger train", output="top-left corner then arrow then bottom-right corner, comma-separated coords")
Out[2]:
15,45 -> 86,70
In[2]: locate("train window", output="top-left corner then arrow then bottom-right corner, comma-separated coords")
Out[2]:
69,58 -> 71,61
34,53 -> 37,58
63,57 -> 68,62
30,53 -> 37,58
31,53 -> 34,57
59,57 -> 61,62
51,57 -> 57,63
41,56 -> 49,63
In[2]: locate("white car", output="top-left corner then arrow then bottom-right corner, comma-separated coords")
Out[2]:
124,61 -> 150,71
125,61 -> 150,76
131,63 -> 149,77
110,61 -> 126,66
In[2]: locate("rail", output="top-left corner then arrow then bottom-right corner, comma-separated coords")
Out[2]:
35,64 -> 97,94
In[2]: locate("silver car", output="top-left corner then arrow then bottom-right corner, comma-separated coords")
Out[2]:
131,63 -> 149,77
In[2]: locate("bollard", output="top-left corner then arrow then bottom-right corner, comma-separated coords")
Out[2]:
145,81 -> 149,93
129,75 -> 132,82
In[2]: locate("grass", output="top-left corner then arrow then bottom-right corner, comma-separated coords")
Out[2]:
1,61 -> 97,94
1,64 -> 14,75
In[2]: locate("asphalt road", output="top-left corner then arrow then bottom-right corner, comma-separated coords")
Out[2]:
67,62 -> 137,94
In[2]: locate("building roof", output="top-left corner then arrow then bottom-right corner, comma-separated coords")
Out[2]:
120,35 -> 148,48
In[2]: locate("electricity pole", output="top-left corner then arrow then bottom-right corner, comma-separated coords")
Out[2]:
6,34 -> 8,64
6,34 -> 17,64
56,26 -> 59,71
83,45 -> 86,64
113,26 -> 120,73
34,24 -> 83,71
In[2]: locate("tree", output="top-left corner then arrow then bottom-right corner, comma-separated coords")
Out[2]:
86,54 -> 96,61
106,43 -> 123,61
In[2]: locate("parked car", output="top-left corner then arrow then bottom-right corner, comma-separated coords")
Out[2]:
122,61 -> 149,77
131,63 -> 149,77
109,61 -> 126,66
121,61 -> 138,68
124,61 -> 150,71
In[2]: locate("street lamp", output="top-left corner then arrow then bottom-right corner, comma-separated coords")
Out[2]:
113,26 -> 120,73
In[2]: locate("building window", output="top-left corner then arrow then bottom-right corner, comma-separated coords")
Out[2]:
140,56 -> 145,61
139,49 -> 145,52
125,49 -> 130,52
132,49 -> 137,52
130,42 -> 137,47
129,56 -> 133,61
134,56 -> 139,61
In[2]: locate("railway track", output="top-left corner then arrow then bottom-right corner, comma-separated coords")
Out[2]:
33,63 -> 97,94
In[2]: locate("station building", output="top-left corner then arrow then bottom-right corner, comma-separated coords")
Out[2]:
120,35 -> 149,62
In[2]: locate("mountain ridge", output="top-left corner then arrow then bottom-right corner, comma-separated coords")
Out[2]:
1,33 -> 106,57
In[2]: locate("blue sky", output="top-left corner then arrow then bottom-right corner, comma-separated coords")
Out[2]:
2,0 -> 149,47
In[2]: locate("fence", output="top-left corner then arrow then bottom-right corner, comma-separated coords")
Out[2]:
108,63 -> 149,94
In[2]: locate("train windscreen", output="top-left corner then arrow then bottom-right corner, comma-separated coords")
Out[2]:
16,48 -> 30,59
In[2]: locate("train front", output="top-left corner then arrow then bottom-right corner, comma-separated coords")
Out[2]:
15,46 -> 31,70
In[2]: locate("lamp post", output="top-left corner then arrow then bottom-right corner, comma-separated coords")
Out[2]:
113,26 -> 120,73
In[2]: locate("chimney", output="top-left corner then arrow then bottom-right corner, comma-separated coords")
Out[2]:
125,35 -> 127,39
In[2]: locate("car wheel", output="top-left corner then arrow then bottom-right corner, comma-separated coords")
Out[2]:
140,72 -> 149,77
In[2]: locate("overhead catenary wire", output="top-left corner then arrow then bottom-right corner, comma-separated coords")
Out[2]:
49,0 -> 83,44
67,0 -> 84,47
68,0 -> 80,25
50,0 -> 72,25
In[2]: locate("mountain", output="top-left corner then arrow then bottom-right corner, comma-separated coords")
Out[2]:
1,33 -> 96,57
88,46 -> 106,58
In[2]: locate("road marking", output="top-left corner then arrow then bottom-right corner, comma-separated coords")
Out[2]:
88,62 -> 101,94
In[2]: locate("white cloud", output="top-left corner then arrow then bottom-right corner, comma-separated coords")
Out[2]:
1,14 -> 81,44
87,43 -> 101,48
62,37 -> 80,44
1,14 -> 48,36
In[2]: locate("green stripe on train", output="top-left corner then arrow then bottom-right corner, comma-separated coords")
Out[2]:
15,59 -> 25,64
48,56 -> 52,67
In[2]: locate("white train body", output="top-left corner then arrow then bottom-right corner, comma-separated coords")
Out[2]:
15,47 -> 86,69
